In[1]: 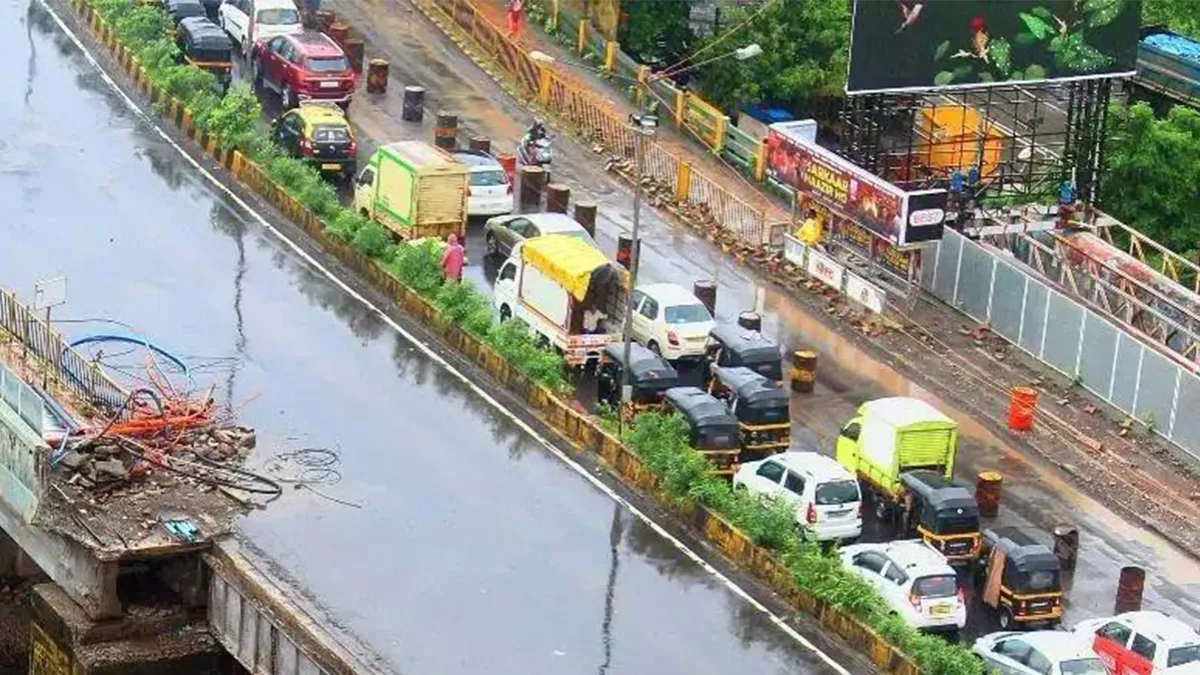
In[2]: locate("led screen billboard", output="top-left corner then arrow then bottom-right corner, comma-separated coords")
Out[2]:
846,0 -> 1140,94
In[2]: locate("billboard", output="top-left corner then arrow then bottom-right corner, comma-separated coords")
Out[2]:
846,0 -> 1141,94
765,128 -> 947,248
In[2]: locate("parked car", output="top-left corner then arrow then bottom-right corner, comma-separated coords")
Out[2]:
483,213 -> 594,259
1074,611 -> 1200,674
733,451 -> 862,542
840,539 -> 965,633
251,32 -> 356,110
273,102 -> 357,179
628,283 -> 714,361
175,17 -> 233,93
973,631 -> 1107,675
166,0 -> 205,24
218,0 -> 301,55
448,149 -> 513,217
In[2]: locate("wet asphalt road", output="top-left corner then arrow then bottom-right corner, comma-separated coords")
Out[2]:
3,2 -> 870,674
320,0 -> 1200,637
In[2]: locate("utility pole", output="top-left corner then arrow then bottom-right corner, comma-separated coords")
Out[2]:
619,120 -> 655,409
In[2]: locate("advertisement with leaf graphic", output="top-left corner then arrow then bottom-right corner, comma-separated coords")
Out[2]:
846,0 -> 1140,94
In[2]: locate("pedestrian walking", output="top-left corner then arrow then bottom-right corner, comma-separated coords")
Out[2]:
441,233 -> 465,282
506,0 -> 524,41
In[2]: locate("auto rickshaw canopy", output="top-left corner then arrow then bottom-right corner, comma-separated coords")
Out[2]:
177,17 -> 232,61
708,324 -> 782,379
983,526 -> 1060,574
601,343 -> 679,391
711,366 -> 789,423
665,387 -> 737,429
521,235 -> 624,303
900,470 -> 979,518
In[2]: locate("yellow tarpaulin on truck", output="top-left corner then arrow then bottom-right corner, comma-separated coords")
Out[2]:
521,235 -> 613,302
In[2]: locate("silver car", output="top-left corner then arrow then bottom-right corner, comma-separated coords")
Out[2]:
483,213 -> 595,259
972,631 -> 1106,675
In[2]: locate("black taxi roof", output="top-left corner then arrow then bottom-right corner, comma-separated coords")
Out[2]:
602,343 -> 678,382
984,526 -> 1060,571
178,17 -> 232,48
664,387 -> 737,428
708,324 -> 780,361
900,470 -> 978,512
711,366 -> 788,407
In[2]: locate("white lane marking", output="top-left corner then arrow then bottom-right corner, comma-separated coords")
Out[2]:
35,1 -> 854,672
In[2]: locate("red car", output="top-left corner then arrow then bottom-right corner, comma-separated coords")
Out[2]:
251,32 -> 356,110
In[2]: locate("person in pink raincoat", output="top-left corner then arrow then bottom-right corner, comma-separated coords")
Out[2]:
506,0 -> 524,40
441,233 -> 465,282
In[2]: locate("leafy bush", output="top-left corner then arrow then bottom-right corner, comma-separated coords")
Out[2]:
351,222 -> 391,258
622,412 -> 984,675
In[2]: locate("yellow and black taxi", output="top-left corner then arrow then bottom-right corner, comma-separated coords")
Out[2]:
974,526 -> 1065,629
272,101 -> 358,180
897,470 -> 981,564
175,17 -> 232,92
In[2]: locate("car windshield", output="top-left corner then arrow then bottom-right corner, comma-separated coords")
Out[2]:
256,8 -> 298,24
665,303 -> 711,324
307,56 -> 348,72
312,125 -> 349,142
565,230 -> 595,246
469,170 -> 508,186
912,575 -> 957,598
1168,645 -> 1200,667
815,480 -> 859,505
1060,658 -> 1108,675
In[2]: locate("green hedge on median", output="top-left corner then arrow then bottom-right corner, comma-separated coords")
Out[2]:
624,412 -> 985,675
90,0 -> 570,392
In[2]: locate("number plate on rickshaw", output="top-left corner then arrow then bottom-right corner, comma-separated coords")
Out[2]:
321,163 -> 341,170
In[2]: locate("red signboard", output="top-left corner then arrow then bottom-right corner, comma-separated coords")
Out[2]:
765,128 -> 947,248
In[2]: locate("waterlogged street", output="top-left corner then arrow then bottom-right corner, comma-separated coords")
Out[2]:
1,0 -> 872,673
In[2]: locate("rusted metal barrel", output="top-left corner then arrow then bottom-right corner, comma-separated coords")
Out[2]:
401,86 -> 425,122
790,350 -> 817,394
546,183 -> 570,214
617,235 -> 641,271
737,311 -> 762,332
469,136 -> 491,154
315,10 -> 334,31
1115,566 -> 1146,613
1053,524 -> 1080,570
327,21 -> 349,45
519,166 -> 546,211
692,280 -> 716,316
366,58 -> 388,94
1009,386 -> 1038,431
975,471 -> 1003,518
573,202 -> 597,238
497,153 -> 517,183
434,112 -> 458,150
344,38 -> 364,72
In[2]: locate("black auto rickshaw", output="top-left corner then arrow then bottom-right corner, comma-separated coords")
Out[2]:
974,526 -> 1064,629
166,0 -> 205,23
704,324 -> 783,394
708,366 -> 790,461
175,17 -> 232,92
663,387 -> 741,476
596,343 -> 679,422
898,470 -> 981,564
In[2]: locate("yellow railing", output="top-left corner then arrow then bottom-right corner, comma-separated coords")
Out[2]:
429,0 -> 780,246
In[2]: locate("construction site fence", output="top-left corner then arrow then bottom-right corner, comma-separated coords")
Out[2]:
430,0 -> 776,246
0,290 -> 128,415
921,229 -> 1200,459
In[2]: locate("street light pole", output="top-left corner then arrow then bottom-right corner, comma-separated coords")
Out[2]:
619,123 -> 654,410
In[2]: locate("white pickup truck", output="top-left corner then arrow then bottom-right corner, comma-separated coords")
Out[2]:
493,236 -> 625,367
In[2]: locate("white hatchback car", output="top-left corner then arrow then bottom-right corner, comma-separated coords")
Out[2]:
973,631 -> 1107,675
1074,611 -> 1200,674
218,0 -> 301,55
733,452 -> 862,542
629,283 -> 715,361
449,149 -> 513,217
840,539 -> 965,633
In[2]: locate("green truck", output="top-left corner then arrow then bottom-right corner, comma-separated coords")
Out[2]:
353,140 -> 468,241
835,396 -> 958,518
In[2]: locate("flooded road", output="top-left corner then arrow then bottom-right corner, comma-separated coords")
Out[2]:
325,0 -> 1200,637
1,1 -> 870,673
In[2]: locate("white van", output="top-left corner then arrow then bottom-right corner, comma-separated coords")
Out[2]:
218,0 -> 302,55
733,451 -> 863,542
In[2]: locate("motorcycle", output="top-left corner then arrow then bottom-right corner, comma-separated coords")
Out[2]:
518,135 -> 552,168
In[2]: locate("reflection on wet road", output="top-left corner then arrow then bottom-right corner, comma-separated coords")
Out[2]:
2,2 -> 863,673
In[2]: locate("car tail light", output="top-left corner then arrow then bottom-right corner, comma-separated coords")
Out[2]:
805,503 -> 816,524
299,139 -> 313,156
667,330 -> 680,347
347,139 -> 357,157
908,592 -> 922,612
956,588 -> 965,606
858,501 -> 864,518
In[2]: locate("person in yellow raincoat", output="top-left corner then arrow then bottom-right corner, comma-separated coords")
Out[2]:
797,209 -> 824,248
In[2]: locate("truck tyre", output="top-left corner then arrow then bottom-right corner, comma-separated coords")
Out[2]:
360,208 -> 370,219
998,607 -> 1015,630
647,341 -> 661,356
499,305 -> 512,322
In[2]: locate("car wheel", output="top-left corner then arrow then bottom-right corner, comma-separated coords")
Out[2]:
647,341 -> 661,356
499,305 -> 512,322
281,84 -> 296,110
998,608 -> 1014,630
485,233 -> 498,256
874,498 -> 890,522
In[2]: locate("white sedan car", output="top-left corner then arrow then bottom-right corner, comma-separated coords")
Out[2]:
840,540 -> 965,633
629,283 -> 714,361
973,631 -> 1107,675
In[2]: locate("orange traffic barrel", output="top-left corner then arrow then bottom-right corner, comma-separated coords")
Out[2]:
976,470 -> 1003,518
1115,566 -> 1146,613
1009,386 -> 1038,431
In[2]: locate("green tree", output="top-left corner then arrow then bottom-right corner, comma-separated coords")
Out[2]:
695,0 -> 849,113
1143,0 -> 1200,37
618,0 -> 694,66
1102,102 -> 1200,256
